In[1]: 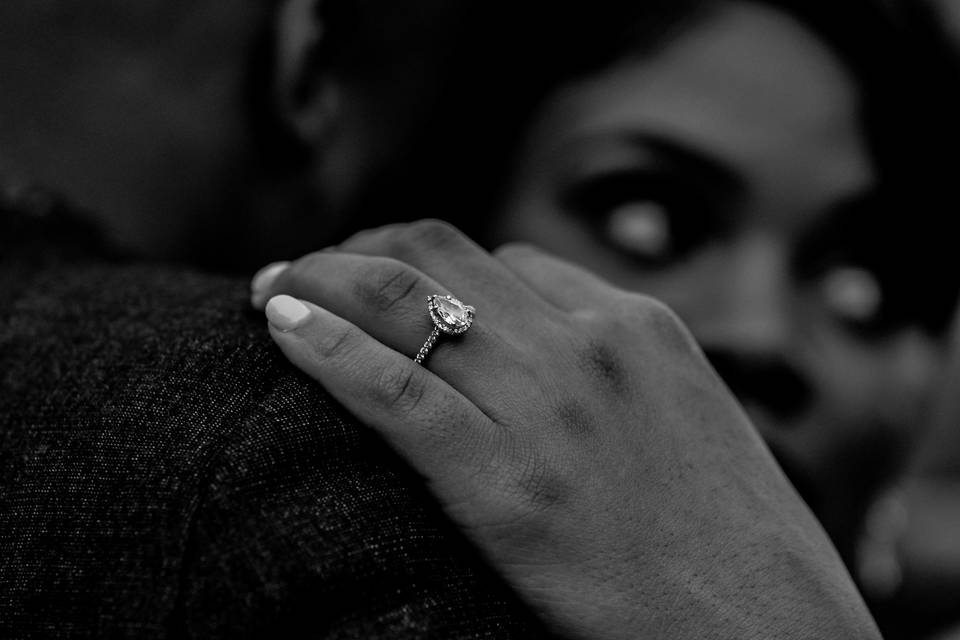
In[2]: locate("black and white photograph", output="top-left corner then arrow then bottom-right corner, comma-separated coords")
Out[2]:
2,1 -> 959,638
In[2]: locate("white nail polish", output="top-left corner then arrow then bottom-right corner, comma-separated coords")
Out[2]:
250,261 -> 291,307
265,295 -> 311,332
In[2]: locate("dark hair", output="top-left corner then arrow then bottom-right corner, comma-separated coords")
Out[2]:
343,0 -> 710,234
250,0 -> 959,332
791,0 -> 960,335
428,0 -> 960,334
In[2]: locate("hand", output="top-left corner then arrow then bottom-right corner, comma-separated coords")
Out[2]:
250,220 -> 880,639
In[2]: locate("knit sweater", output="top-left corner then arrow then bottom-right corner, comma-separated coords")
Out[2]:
0,209 -> 541,638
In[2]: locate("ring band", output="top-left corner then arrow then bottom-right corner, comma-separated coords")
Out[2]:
414,294 -> 475,365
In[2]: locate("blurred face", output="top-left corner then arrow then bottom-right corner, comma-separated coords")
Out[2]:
497,2 -> 941,552
0,0 -> 473,267
0,0 -> 266,258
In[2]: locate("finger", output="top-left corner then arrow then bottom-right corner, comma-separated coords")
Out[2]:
255,251 -> 493,370
257,254 -> 544,421
264,294 -> 495,479
338,220 -> 551,315
494,243 -> 619,311
250,261 -> 292,309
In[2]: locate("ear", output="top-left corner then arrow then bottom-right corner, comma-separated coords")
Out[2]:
273,0 -> 339,145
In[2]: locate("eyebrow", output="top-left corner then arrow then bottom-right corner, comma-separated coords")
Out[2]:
621,131 -> 746,198
554,129 -> 746,203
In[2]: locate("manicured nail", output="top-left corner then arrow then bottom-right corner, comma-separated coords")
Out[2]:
265,295 -> 311,332
250,261 -> 291,308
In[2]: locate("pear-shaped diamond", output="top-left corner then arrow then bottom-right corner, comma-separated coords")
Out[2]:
428,295 -> 475,335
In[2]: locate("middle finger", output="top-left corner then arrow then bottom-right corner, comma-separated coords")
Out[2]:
338,220 -> 553,317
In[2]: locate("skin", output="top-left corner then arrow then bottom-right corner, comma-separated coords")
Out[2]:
250,3 -> 940,635
0,0 -> 472,268
0,0 -> 266,259
2,0 -> 928,633
250,220 -> 881,639
492,2 -> 943,559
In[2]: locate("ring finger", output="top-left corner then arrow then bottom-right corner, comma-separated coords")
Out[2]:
262,251 -> 512,399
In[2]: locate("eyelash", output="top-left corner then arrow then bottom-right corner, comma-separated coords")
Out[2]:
563,171 -> 712,265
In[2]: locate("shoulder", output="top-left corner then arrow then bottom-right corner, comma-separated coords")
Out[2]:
0,243 -> 298,632
0,227 -> 542,638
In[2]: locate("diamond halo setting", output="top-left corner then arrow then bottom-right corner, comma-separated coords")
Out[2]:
414,295 -> 476,365
427,295 -> 475,335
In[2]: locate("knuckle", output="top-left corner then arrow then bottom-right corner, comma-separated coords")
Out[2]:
631,296 -> 699,354
373,361 -> 428,415
576,294 -> 697,357
493,242 -> 540,262
283,252 -> 328,293
635,295 -> 684,331
518,456 -> 572,511
571,334 -> 631,396
311,322 -> 363,361
342,225 -> 385,247
397,219 -> 464,253
553,398 -> 596,437
574,304 -> 631,338
495,434 -> 572,513
354,259 -> 422,313
339,223 -> 404,253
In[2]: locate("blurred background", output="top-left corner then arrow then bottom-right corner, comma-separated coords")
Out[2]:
1,1 -> 958,637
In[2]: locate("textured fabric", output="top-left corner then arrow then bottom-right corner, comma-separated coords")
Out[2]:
0,211 -> 544,638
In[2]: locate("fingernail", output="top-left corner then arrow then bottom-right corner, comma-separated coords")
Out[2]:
250,261 -> 291,308
265,295 -> 311,332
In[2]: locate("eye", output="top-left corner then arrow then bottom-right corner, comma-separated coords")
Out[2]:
563,170 -> 718,266
604,201 -> 672,262
821,266 -> 883,327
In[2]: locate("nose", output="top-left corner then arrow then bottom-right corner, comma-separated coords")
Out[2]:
693,236 -> 814,422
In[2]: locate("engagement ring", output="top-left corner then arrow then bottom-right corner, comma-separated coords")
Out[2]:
414,294 -> 475,365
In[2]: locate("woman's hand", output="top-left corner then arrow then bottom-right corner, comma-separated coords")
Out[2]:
250,220 -> 879,640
